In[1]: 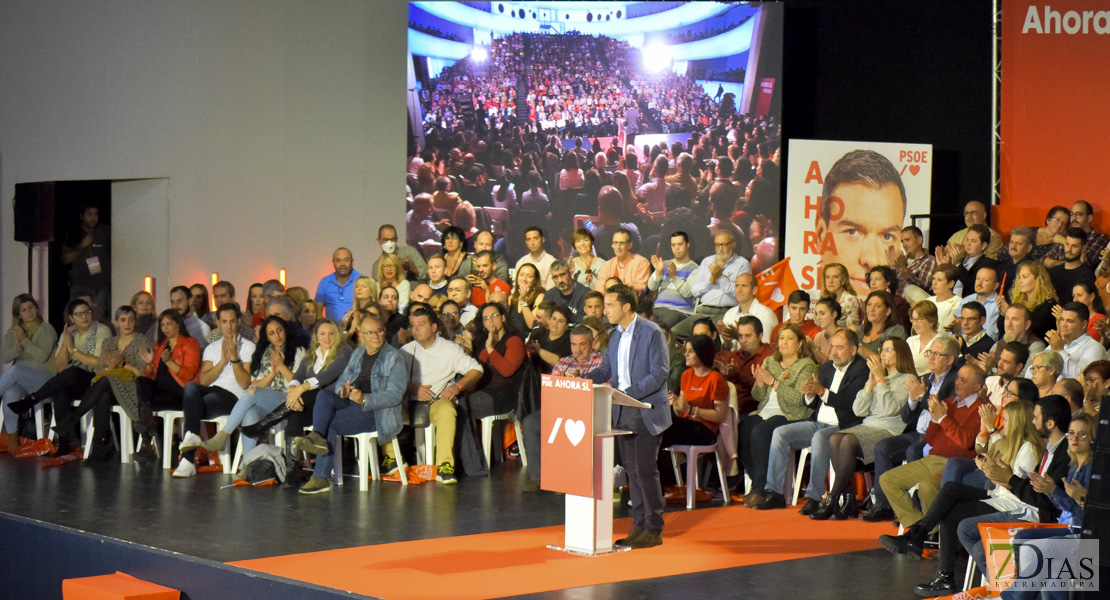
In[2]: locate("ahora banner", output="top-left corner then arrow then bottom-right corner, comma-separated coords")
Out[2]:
784,140 -> 933,298
999,0 -> 1110,233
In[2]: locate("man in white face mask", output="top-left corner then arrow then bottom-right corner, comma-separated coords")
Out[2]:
371,224 -> 428,283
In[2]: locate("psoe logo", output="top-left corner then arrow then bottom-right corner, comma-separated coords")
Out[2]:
1022,5 -> 1110,35
989,539 -> 1099,592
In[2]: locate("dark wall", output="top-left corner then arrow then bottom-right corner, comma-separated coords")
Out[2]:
781,0 -> 993,245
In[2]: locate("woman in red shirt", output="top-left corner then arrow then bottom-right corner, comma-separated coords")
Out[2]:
470,303 -> 526,420
663,334 -> 729,449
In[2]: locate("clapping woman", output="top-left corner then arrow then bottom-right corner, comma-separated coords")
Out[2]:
0,295 -> 57,450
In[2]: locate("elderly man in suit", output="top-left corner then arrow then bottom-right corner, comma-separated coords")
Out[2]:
861,335 -> 961,521
584,283 -> 671,549
754,329 -> 869,518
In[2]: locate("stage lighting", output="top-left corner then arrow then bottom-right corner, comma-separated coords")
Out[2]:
642,44 -> 672,73
471,46 -> 488,62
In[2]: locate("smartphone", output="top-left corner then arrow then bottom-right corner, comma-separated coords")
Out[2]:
583,219 -> 596,233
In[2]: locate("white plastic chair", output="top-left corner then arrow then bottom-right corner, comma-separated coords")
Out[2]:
335,431 -> 408,490
667,442 -> 730,510
414,422 -> 436,465
154,409 -> 183,470
480,411 -> 525,470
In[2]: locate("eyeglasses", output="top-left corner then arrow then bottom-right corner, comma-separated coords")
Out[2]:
881,347 -> 895,353
1030,364 -> 1048,372
1065,431 -> 1090,440
714,241 -> 736,248
359,329 -> 386,337
482,314 -> 502,322
1001,388 -> 1017,397
923,350 -> 950,357
964,210 -> 985,217
1069,211 -> 1089,217
441,311 -> 459,317
71,310 -> 92,317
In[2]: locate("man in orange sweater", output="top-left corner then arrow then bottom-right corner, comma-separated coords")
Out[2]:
878,363 -> 986,529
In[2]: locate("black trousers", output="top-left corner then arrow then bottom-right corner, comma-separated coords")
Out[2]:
40,367 -> 95,432
615,408 -> 664,535
917,480 -> 993,574
738,413 -> 790,493
180,382 -> 238,463
284,388 -> 319,438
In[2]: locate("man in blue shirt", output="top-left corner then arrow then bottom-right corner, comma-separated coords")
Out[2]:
314,247 -> 361,321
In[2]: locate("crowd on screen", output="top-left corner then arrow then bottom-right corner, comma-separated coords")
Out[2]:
662,16 -> 753,45
420,32 -> 724,137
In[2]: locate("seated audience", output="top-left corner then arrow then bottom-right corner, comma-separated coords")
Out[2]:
6,299 -> 109,453
740,323 -> 818,507
52,306 -> 152,460
647,231 -> 700,328
810,297 -> 843,364
440,226 -> 469,280
816,339 -> 916,519
507,263 -> 544,334
1046,301 -> 1103,378
719,274 -> 778,346
1046,228 -> 1095,305
131,290 -> 158,341
373,223 -> 428,282
770,291 -> 820,342
927,263 -> 961,330
200,316 -> 307,457
543,260 -> 587,322
172,303 -> 256,478
293,315 -> 405,494
905,300 -> 941,376
660,333 -> 729,472
758,329 -> 869,515
400,306 -> 484,484
170,285 -> 211,349
377,254 -> 411,312
135,309 -> 201,443
956,301 -> 995,358
515,227 -> 556,289
569,228 -> 604,289
595,228 -> 650,293
878,364 -> 986,530
997,260 -> 1058,339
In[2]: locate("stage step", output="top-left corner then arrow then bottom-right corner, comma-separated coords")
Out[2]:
63,571 -> 179,600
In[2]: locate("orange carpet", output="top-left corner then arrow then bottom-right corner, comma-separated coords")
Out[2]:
230,505 -> 892,600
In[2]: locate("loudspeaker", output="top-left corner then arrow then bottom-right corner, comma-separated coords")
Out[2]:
13,182 -> 55,243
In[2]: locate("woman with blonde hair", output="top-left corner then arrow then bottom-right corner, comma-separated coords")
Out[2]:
814,263 -> 859,330
1029,349 -> 1063,399
130,290 -> 158,342
997,260 -> 1058,339
377,254 -> 410,311
1,294 -> 57,450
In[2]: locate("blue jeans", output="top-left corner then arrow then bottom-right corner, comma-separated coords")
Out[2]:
0,365 -> 53,433
764,420 -> 837,499
311,389 -> 378,480
223,387 -> 287,455
942,456 -> 994,490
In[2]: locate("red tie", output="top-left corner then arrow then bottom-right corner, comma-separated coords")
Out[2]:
1038,450 -> 1050,475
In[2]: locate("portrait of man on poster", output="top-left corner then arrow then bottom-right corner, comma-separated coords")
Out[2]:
814,149 -> 908,296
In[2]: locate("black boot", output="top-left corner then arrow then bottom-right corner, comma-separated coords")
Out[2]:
833,491 -> 859,520
241,405 -> 293,440
809,495 -> 838,520
8,393 -> 39,415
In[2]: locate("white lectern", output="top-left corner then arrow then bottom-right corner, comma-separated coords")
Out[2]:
540,377 -> 650,556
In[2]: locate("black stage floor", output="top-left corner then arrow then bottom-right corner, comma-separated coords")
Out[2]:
0,451 -> 938,599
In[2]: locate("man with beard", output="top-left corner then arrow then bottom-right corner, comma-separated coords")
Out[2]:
542,260 -> 587,322
1046,227 -> 1095,305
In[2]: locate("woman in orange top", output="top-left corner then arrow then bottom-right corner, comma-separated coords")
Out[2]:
664,334 -> 729,449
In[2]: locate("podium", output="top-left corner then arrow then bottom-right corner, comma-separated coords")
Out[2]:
539,375 -> 650,556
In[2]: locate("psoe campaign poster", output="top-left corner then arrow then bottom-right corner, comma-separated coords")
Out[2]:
784,140 -> 933,297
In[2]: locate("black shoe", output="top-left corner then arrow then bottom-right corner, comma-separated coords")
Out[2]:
860,506 -> 896,522
754,492 -> 787,510
879,525 -> 926,558
628,531 -> 662,549
7,394 -> 38,415
797,498 -> 821,516
914,572 -> 956,597
810,495 -> 838,520
834,491 -> 859,520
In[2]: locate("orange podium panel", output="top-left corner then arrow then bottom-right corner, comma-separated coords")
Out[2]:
540,374 -> 595,498
62,572 -> 179,600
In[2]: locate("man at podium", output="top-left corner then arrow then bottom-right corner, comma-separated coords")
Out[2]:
584,284 -> 671,548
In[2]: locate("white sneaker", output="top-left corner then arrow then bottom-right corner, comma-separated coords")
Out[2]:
179,431 -> 203,451
172,459 -> 196,478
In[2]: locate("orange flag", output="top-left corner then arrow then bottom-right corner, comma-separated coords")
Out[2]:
754,257 -> 800,311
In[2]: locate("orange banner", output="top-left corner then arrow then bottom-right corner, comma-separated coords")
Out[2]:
999,1 -> 1110,234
